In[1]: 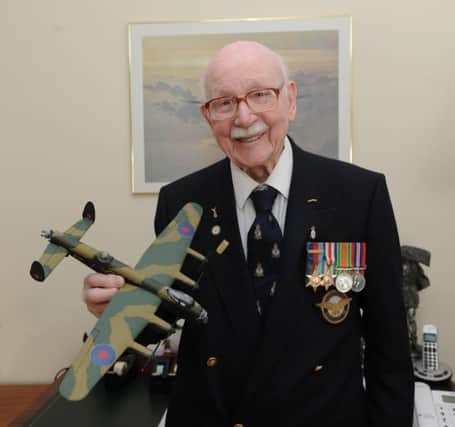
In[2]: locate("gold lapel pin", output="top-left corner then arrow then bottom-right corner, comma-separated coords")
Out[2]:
216,240 -> 230,255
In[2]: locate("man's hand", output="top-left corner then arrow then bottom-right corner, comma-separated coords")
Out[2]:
82,273 -> 125,318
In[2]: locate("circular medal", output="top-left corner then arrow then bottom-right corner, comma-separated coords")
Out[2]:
351,272 -> 366,292
335,272 -> 353,293
316,290 -> 352,324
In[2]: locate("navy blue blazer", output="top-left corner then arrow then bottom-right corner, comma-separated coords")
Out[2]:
155,139 -> 414,427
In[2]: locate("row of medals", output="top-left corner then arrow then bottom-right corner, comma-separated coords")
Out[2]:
307,262 -> 366,324
306,262 -> 366,294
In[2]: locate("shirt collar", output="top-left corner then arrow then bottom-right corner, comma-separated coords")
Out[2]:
230,136 -> 293,209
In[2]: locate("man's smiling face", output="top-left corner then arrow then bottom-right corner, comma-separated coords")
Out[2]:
201,41 -> 297,182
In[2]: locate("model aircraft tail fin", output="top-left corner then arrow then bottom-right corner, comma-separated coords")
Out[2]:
63,201 -> 95,240
30,201 -> 95,282
30,243 -> 69,281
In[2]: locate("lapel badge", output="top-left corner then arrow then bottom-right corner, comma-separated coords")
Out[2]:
271,242 -> 280,258
210,207 -> 219,220
211,225 -> 221,236
335,271 -> 353,293
255,262 -> 264,277
316,290 -> 352,324
254,224 -> 262,240
216,239 -> 230,255
310,225 -> 317,240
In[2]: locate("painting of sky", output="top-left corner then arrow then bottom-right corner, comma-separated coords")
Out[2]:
142,30 -> 338,183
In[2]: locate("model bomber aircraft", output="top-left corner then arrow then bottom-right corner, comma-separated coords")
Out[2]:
30,201 -> 207,401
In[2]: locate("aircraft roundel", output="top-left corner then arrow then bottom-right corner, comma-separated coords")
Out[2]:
178,222 -> 194,237
90,344 -> 116,366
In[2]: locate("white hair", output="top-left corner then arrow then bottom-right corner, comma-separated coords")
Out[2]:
202,42 -> 290,100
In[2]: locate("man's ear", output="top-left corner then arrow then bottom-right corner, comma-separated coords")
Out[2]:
200,104 -> 212,126
286,80 -> 297,121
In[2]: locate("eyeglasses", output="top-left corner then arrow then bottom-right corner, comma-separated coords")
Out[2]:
204,87 -> 283,120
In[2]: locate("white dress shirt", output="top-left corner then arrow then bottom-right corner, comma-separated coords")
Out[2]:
230,137 -> 294,257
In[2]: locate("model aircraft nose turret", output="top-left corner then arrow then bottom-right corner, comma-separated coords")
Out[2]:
164,288 -> 208,325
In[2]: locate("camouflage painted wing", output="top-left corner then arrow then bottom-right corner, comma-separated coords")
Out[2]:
134,202 -> 203,286
59,284 -> 170,401
30,201 -> 95,282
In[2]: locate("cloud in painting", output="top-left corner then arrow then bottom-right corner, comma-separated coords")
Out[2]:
144,81 -> 202,124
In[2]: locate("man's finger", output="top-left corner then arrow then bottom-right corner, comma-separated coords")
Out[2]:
83,286 -> 119,304
84,273 -> 124,289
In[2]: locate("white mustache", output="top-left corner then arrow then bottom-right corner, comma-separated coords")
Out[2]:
230,122 -> 268,139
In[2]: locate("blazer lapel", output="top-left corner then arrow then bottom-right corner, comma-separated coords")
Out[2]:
204,160 -> 261,345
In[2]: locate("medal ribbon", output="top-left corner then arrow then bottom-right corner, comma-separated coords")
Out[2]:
313,242 -> 323,274
336,242 -> 352,268
353,242 -> 367,276
309,242 -> 366,274
325,242 -> 334,267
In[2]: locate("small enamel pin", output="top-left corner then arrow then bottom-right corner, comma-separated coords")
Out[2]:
310,225 -> 316,240
211,207 -> 219,220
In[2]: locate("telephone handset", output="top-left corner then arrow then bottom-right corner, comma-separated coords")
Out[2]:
414,382 -> 455,427
414,324 -> 452,382
423,324 -> 439,371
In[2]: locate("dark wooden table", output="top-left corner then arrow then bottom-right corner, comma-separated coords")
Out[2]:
0,383 -> 54,426
1,375 -> 169,427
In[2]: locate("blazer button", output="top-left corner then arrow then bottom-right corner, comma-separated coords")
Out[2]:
207,357 -> 218,367
314,365 -> 324,372
233,424 -> 244,427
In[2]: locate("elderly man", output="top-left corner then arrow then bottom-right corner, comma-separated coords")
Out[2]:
83,41 -> 413,427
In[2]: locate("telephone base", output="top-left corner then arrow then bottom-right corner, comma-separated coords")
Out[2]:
414,360 -> 452,382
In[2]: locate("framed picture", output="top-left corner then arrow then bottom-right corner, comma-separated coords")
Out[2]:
129,17 -> 352,193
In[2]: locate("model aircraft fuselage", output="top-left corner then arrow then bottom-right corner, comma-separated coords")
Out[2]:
31,229 -> 207,325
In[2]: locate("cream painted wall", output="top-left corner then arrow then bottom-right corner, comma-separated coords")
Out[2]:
1,1 -> 454,383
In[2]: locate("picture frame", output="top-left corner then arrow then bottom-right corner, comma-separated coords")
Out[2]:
129,17 -> 352,193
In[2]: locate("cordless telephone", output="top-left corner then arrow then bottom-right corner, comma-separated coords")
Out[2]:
423,324 -> 439,371
414,324 -> 451,383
